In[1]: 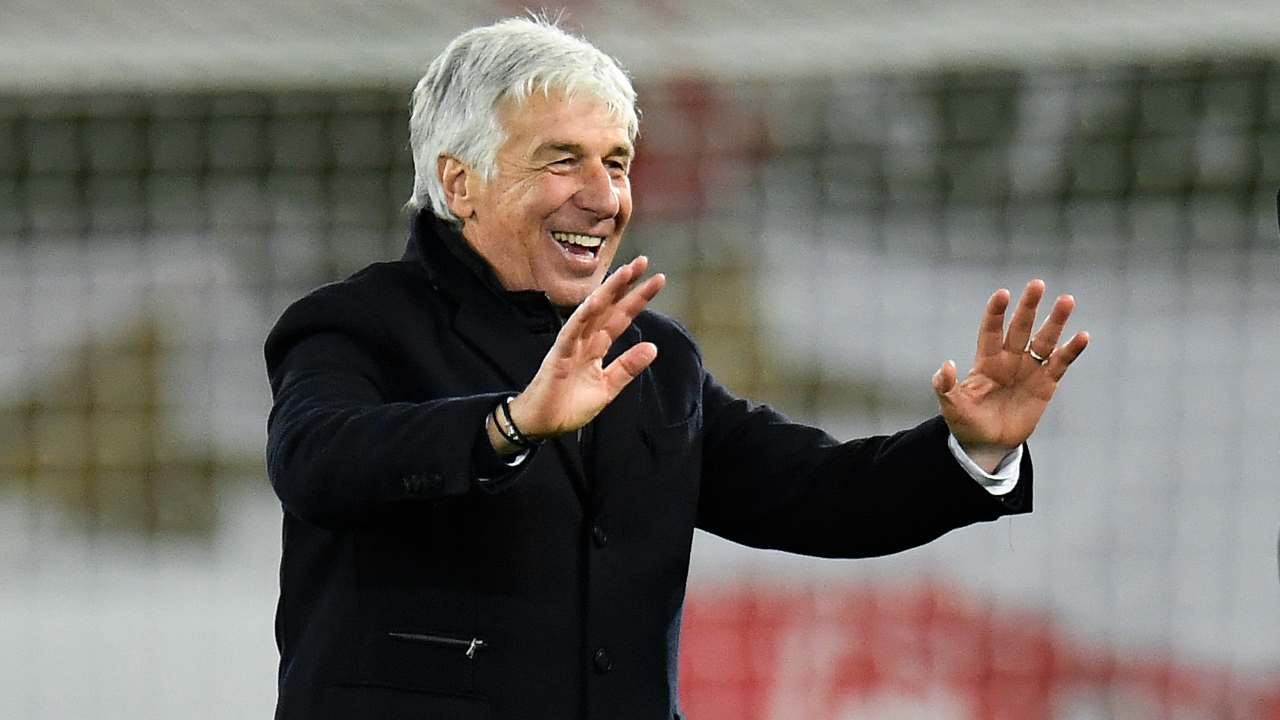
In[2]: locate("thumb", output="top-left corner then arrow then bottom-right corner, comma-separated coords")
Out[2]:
932,360 -> 957,398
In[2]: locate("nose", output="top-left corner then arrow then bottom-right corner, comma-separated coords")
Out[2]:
573,159 -> 621,220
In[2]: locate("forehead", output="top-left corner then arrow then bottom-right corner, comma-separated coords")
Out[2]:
496,91 -> 633,156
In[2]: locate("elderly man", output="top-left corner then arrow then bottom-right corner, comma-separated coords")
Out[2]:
264,16 -> 1087,720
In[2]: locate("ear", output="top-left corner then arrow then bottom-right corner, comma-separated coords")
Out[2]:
438,155 -> 478,220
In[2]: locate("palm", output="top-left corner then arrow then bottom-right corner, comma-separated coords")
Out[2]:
533,328 -> 633,435
934,280 -> 1089,452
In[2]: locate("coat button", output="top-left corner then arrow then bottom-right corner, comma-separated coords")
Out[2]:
591,525 -> 609,548
593,647 -> 612,673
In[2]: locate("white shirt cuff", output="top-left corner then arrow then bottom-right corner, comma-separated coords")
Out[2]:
947,433 -> 1021,496
476,447 -> 531,484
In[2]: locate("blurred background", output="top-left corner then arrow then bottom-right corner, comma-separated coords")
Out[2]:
2,1 -> 1279,718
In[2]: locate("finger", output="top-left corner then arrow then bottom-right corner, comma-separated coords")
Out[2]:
557,258 -> 643,349
601,341 -> 658,397
599,255 -> 648,310
1028,294 -> 1075,358
597,258 -> 644,312
582,329 -> 608,359
601,273 -> 666,339
618,255 -> 649,293
931,360 -> 957,398
552,291 -> 604,359
1045,330 -> 1089,382
582,256 -> 650,330
1003,279 -> 1045,354
976,289 -> 1011,358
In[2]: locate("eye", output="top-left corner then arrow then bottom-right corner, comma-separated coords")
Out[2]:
548,156 -> 576,170
606,159 -> 630,176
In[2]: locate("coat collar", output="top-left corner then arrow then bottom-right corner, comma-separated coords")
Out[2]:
403,210 -> 562,333
402,210 -> 560,392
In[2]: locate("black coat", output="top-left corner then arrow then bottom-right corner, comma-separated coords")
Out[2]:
264,211 -> 1032,720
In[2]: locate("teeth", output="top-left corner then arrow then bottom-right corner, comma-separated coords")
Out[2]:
551,231 -> 603,249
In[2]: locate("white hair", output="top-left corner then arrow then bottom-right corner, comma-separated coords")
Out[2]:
407,16 -> 639,222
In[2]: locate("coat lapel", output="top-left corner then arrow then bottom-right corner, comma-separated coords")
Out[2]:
551,435 -> 590,509
451,300 -> 547,389
586,322 -> 644,510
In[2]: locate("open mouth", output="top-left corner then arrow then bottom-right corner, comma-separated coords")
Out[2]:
551,230 -> 605,258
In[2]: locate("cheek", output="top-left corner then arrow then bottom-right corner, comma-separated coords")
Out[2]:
496,177 -> 561,226
616,182 -> 633,220
534,176 -> 580,211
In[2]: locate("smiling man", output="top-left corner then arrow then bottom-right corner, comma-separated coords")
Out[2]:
264,16 -> 1088,720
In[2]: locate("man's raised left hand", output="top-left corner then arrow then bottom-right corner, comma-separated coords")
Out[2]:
932,279 -> 1089,473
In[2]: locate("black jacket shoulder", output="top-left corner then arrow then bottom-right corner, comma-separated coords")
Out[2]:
264,260 -> 438,375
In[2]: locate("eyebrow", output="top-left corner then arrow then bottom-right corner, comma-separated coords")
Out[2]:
539,141 -> 634,160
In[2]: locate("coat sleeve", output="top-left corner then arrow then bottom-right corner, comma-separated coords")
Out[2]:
264,292 -> 530,528
694,370 -> 1031,558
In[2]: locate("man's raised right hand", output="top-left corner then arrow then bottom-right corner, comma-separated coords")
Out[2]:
490,256 -> 665,454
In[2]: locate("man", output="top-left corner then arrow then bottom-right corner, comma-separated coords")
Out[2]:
264,17 -> 1088,720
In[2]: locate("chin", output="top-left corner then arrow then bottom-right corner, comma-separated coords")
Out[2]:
546,287 -> 594,310
540,268 -> 611,309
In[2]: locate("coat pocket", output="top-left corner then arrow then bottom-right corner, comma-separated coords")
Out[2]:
388,631 -> 488,660
351,628 -> 489,699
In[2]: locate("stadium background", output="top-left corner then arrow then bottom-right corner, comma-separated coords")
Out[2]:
2,2 -> 1279,718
